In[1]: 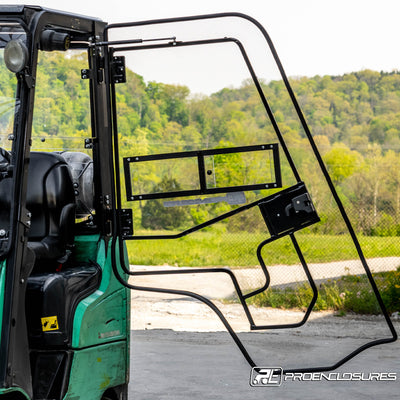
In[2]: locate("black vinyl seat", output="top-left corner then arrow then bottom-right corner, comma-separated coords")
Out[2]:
23,152 -> 102,348
0,150 -> 102,348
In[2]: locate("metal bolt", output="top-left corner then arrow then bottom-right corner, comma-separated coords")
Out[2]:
20,278 -> 24,284
0,229 -> 6,237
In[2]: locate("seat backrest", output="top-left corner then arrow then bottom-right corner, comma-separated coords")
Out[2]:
26,152 -> 76,263
0,151 -> 76,264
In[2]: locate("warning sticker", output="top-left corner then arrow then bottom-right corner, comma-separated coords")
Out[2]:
41,316 -> 59,331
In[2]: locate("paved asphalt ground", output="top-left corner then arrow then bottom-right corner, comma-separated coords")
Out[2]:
128,263 -> 400,399
128,329 -> 399,400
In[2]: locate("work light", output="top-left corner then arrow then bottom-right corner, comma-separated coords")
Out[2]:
4,39 -> 28,73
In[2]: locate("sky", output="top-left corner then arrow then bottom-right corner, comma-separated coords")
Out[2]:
7,0 -> 400,94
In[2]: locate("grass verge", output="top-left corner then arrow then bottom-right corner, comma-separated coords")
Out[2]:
249,268 -> 400,315
127,230 -> 400,267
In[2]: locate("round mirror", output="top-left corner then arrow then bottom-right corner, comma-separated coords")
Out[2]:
4,39 -> 28,73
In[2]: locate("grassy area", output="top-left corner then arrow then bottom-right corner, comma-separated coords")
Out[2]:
126,230 -> 400,267
126,230 -> 400,314
249,268 -> 400,315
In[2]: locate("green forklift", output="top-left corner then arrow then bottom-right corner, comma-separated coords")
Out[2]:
0,5 -> 397,400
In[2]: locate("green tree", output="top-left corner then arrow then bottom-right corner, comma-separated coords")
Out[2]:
323,143 -> 363,184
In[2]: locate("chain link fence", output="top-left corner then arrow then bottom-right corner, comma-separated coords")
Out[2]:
128,156 -> 400,318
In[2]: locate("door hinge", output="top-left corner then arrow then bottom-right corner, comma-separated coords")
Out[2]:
81,68 -> 104,83
81,68 -> 93,80
111,56 -> 126,84
19,207 -> 32,230
119,208 -> 133,237
84,137 -> 98,149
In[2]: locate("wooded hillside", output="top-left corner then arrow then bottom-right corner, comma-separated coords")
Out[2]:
23,53 -> 400,235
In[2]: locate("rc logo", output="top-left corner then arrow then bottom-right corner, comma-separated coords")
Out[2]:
250,367 -> 283,387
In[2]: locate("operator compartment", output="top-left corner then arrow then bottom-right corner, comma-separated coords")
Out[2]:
25,151 -> 101,348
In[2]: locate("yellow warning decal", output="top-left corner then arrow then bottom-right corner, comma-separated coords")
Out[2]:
41,316 -> 59,332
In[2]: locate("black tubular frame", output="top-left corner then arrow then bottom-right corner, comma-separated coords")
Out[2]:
105,12 -> 397,374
